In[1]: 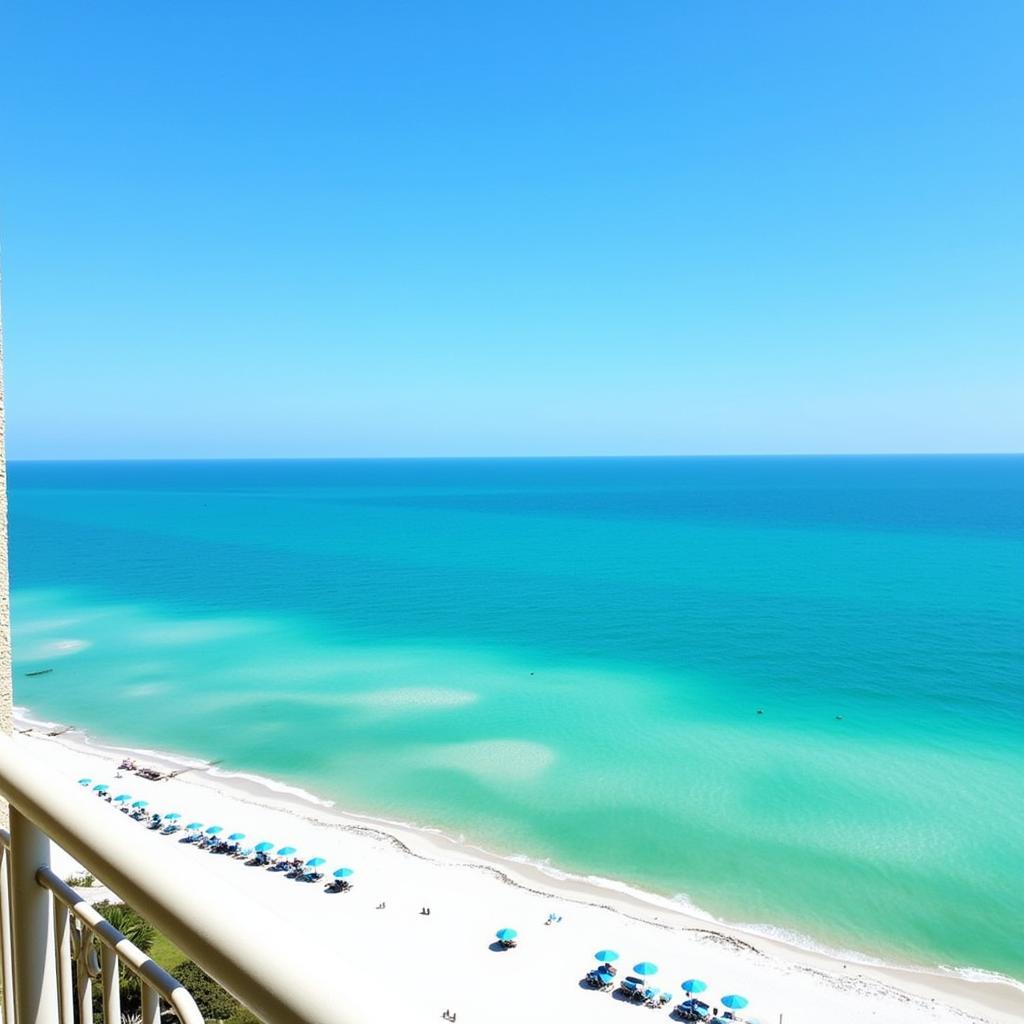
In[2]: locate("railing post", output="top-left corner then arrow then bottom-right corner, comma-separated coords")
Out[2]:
0,844 -> 16,1024
100,946 -> 120,1023
8,807 -> 58,1023
141,984 -> 159,1024
52,905 -> 72,1024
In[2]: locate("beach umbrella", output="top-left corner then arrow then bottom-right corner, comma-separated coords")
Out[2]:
495,928 -> 518,942
165,813 -> 181,821
205,826 -> 222,835
185,822 -> 203,831
93,784 -> 108,792
132,801 -> 148,809
333,868 -> 354,878
594,950 -> 619,962
634,962 -> 659,977
277,846 -> 297,857
721,995 -> 748,1010
255,842 -> 274,852
78,778 -> 91,786
306,857 -> 326,867
228,833 -> 246,842
682,979 -> 708,994
114,794 -> 132,802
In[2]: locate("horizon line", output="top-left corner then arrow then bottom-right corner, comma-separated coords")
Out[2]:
7,451 -> 1023,464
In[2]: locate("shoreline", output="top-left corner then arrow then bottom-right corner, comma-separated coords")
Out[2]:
14,706 -> 1024,1024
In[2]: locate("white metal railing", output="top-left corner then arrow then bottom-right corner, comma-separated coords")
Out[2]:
0,838 -> 205,1024
0,735 -> 363,1024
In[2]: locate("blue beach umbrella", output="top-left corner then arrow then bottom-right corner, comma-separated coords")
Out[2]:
255,842 -> 274,852
306,857 -> 326,867
93,784 -> 108,792
78,778 -> 91,786
164,813 -> 181,821
333,868 -> 354,878
132,801 -> 148,809
228,833 -> 246,842
205,825 -> 223,835
682,979 -> 708,994
185,822 -> 203,831
496,928 -> 518,941
721,995 -> 748,1010
594,950 -> 619,962
634,962 -> 659,977
277,846 -> 297,857
114,794 -> 132,802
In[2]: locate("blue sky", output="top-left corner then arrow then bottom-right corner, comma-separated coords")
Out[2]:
2,2 -> 1022,458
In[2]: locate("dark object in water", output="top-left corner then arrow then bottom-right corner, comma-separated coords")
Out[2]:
25,669 -> 54,677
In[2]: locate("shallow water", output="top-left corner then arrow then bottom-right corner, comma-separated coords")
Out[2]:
8,456 -> 1024,978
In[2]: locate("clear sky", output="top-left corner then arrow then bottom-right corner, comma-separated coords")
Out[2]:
2,2 -> 1022,459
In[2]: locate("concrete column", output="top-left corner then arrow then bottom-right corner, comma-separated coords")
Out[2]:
8,807 -> 58,1024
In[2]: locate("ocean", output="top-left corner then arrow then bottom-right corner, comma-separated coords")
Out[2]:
7,456 -> 1023,981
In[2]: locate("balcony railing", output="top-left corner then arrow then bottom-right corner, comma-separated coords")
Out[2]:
0,735 -> 359,1023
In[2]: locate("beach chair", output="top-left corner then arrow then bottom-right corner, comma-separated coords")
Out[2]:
676,999 -> 710,1021
620,977 -> 640,996
161,824 -> 180,835
499,938 -> 517,949
642,987 -> 661,1006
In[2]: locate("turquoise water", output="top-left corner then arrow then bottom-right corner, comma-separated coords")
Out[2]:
8,456 -> 1024,979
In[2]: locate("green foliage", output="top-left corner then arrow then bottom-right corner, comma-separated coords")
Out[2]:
83,901 -> 262,1022
147,929 -> 188,972
65,872 -> 95,887
224,1009 -> 264,1024
94,902 -> 156,956
171,960 -> 242,1020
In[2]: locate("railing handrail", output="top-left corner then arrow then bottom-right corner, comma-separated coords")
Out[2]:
0,735 -> 362,1023
34,864 -> 206,1023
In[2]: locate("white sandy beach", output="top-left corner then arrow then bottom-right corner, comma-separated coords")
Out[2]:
12,718 -> 1022,1024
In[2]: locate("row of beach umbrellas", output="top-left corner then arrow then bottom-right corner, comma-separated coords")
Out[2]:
592,950 -> 749,1010
80,779 -> 355,880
